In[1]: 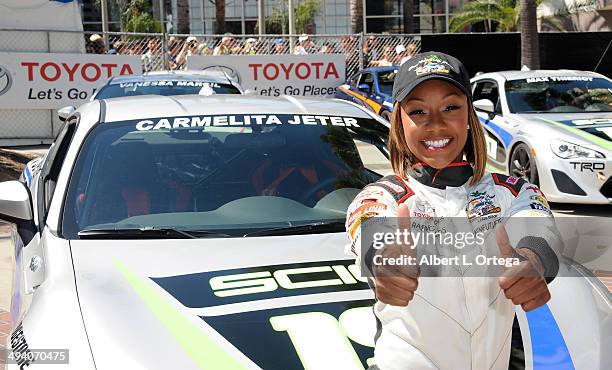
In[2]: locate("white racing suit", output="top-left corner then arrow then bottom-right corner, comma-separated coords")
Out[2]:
345,164 -> 561,370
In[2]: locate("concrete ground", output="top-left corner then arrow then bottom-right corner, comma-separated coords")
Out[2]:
1,145 -> 49,158
0,230 -> 12,369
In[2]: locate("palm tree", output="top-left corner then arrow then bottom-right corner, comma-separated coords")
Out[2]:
520,0 -> 539,69
350,0 -> 363,33
403,0 -> 414,33
449,0 -> 564,32
450,0 -> 567,69
215,0 -> 226,34
449,0 -> 520,32
177,0 -> 190,34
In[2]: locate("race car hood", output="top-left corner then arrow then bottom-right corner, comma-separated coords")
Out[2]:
515,112 -> 612,146
69,234 -> 375,370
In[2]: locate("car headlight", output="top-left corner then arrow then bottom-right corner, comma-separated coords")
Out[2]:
550,139 -> 605,159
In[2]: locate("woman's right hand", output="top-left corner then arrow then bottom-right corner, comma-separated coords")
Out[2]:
373,204 -> 420,306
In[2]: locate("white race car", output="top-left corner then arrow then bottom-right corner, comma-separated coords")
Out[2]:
1,95 -> 609,369
471,70 -> 612,204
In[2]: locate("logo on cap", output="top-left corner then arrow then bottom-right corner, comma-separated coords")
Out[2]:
408,55 -> 451,76
0,65 -> 12,97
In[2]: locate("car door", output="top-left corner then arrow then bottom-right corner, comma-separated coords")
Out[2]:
2,116 -> 79,323
353,72 -> 382,114
335,72 -> 361,104
26,116 -> 78,291
371,71 -> 386,106
472,79 -> 511,170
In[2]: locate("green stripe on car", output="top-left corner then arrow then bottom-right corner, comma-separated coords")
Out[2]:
536,117 -> 612,151
114,258 -> 249,370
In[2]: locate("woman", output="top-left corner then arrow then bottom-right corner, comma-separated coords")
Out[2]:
345,52 -> 560,370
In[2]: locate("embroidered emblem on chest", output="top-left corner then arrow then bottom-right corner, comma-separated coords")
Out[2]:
466,191 -> 501,222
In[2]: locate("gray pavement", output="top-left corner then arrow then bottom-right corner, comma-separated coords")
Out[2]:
1,145 -> 49,158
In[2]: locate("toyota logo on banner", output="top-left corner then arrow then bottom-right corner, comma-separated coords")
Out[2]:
0,64 -> 12,97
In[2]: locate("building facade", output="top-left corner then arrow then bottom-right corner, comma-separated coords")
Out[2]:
80,0 -> 612,35
187,0 -> 471,35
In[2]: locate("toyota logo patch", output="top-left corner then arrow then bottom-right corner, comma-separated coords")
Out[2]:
0,65 -> 12,97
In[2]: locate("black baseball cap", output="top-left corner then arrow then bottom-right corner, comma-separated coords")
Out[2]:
392,51 -> 472,103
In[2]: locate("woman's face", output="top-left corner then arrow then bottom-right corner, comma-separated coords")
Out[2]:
399,79 -> 469,169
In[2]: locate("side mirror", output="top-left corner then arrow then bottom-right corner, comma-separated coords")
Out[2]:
57,106 -> 76,122
358,84 -> 371,94
0,181 -> 33,222
473,99 -> 495,114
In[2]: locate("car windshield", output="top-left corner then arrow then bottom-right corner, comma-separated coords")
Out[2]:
95,80 -> 241,99
377,70 -> 397,95
505,77 -> 612,113
62,113 -> 390,238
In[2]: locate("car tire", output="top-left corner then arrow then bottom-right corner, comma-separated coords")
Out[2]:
509,143 -> 539,185
381,110 -> 391,122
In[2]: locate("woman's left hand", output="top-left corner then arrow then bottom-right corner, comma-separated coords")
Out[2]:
496,225 -> 551,312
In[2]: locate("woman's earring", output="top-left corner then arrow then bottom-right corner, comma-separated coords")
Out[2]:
467,124 -> 470,130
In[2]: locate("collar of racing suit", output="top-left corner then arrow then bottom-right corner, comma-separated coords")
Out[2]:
407,161 -> 474,189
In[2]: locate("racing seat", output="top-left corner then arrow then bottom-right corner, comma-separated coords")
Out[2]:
251,146 -> 340,205
89,143 -> 163,224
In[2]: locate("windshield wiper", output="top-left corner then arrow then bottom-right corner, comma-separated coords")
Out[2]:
243,221 -> 345,237
78,227 -> 229,239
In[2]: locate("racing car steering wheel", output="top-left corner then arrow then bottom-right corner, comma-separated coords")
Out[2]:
298,177 -> 337,205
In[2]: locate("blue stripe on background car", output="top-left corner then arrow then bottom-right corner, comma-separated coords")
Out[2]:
479,117 -> 514,147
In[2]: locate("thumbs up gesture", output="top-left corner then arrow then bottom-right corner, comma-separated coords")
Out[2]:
373,204 -> 419,306
496,224 -> 551,312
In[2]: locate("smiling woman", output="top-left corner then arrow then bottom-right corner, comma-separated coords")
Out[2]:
345,51 -> 562,370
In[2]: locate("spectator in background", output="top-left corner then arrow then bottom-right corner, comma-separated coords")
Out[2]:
243,38 -> 258,55
107,42 -> 118,55
394,44 -> 412,65
113,41 -> 129,55
294,35 -> 317,54
85,40 -> 96,54
167,36 -> 181,65
231,41 -> 243,55
142,38 -> 163,72
198,42 -> 212,56
130,40 -> 146,56
274,38 -> 287,54
214,36 -> 233,55
254,40 -> 267,54
363,35 -> 379,67
371,45 -> 394,67
406,43 -> 417,59
341,36 -> 359,75
320,41 -> 336,54
89,34 -> 106,54
176,36 -> 200,68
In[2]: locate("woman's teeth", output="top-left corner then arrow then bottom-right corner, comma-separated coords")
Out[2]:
423,138 -> 451,148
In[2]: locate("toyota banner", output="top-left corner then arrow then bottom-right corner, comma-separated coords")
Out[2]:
0,52 -> 142,109
187,54 -> 345,98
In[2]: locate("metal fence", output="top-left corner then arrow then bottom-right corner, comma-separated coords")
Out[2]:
0,29 -> 421,79
99,32 -> 421,79
0,29 -> 420,145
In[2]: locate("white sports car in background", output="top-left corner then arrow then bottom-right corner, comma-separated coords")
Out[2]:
471,70 -> 612,204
